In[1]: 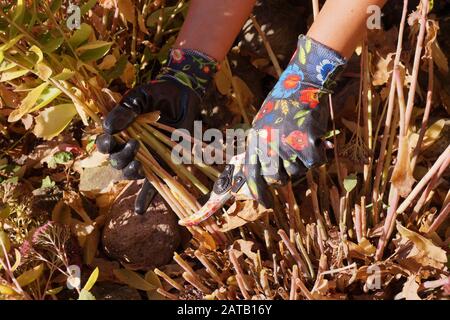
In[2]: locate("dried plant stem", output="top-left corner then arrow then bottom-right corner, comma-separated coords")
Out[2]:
229,250 -> 251,299
182,271 -> 211,294
328,95 -> 344,190
278,230 -> 310,278
354,204 -> 363,243
295,233 -> 315,279
409,154 -> 449,223
295,278 -> 314,300
306,172 -> 327,240
411,57 -> 434,170
144,122 -> 221,179
427,202 -> 450,234
396,146 -> 450,214
132,123 -> 209,195
174,253 -> 210,294
404,0 -> 429,129
289,265 -> 299,300
0,241 -> 29,299
156,288 -> 179,300
154,268 -> 185,291
194,250 -> 224,285
372,0 -> 408,223
250,15 -> 282,77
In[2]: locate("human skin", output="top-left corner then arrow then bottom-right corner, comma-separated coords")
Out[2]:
175,0 -> 388,61
174,0 -> 257,61
307,0 -> 388,59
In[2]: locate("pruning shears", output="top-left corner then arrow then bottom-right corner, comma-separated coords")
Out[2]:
178,154 -> 252,227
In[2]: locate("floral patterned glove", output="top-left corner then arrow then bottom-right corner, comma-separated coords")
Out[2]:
243,35 -> 346,207
96,48 -> 218,214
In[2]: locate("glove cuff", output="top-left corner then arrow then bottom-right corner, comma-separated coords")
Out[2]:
295,35 -> 347,90
157,48 -> 219,97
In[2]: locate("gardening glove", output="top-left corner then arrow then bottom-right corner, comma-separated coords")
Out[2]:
243,35 -> 346,208
96,48 -> 218,214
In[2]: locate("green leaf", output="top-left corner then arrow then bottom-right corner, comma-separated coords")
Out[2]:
2,176 -> 18,185
0,66 -> 28,82
46,286 -> 63,296
82,267 -> 99,292
86,137 -> 96,152
68,23 -> 93,49
10,0 -> 25,38
33,104 -> 77,140
30,86 -> 62,113
41,176 -> 55,189
50,0 -> 62,12
78,289 -> 96,300
77,41 -> 112,62
113,269 -> 156,291
323,130 -> 341,139
0,205 -> 11,219
17,264 -> 45,287
53,151 -> 74,164
42,37 -> 64,53
8,82 -> 48,122
53,68 -> 75,81
81,0 -> 97,15
343,174 -> 358,193
0,35 -> 24,51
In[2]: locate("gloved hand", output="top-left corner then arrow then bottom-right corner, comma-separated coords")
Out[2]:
243,35 -> 346,208
96,48 -> 218,214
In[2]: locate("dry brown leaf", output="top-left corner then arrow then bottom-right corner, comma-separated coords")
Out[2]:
64,191 -> 93,223
396,222 -> 447,263
219,200 -> 272,232
51,200 -> 72,225
113,269 -> 156,291
372,53 -> 394,86
137,12 -> 149,35
117,0 -> 135,23
391,136 -> 415,197
231,239 -> 258,265
98,54 -> 117,70
84,227 -> 100,265
395,275 -> 421,300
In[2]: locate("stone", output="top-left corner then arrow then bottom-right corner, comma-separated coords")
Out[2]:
91,282 -> 142,300
79,165 -> 124,195
102,180 -> 181,270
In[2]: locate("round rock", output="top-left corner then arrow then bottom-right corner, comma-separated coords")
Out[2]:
102,180 -> 181,270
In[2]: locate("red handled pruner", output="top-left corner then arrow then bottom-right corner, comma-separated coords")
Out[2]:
178,154 -> 252,227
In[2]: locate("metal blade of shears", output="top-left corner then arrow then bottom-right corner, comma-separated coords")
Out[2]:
178,154 -> 252,227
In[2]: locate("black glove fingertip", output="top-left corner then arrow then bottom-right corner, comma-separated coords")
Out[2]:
123,160 -> 145,180
96,133 -> 118,154
135,179 -> 157,214
103,105 -> 138,134
110,139 -> 140,170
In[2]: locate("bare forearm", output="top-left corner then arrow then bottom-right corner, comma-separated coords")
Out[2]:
307,0 -> 387,58
174,0 -> 256,61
